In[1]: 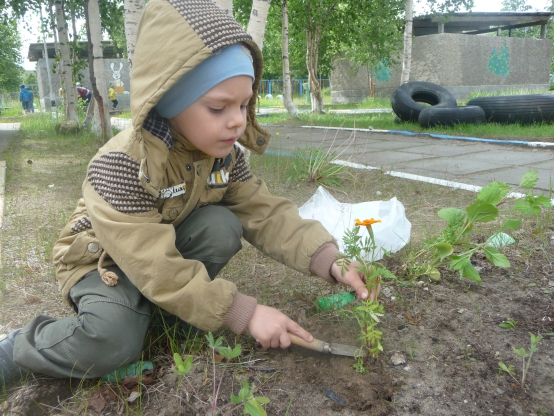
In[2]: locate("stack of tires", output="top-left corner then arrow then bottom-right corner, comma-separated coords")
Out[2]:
392,82 -> 554,128
391,81 -> 485,128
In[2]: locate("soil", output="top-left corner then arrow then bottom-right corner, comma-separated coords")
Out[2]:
1,125 -> 554,415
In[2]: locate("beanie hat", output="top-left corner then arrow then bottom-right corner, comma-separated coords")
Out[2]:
20,84 -> 25,88
155,43 -> 254,119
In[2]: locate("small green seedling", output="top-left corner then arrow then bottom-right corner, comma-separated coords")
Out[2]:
498,361 -> 516,377
231,380 -> 270,416
513,333 -> 542,388
173,353 -> 193,376
499,318 -> 517,329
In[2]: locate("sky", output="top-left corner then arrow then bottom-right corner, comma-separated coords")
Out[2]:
19,0 -> 553,71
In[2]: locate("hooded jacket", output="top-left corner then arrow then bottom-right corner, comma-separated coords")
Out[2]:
52,0 -> 339,334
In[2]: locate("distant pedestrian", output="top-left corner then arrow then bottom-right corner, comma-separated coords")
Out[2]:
26,87 -> 34,113
76,82 -> 92,108
108,84 -> 118,109
19,84 -> 31,114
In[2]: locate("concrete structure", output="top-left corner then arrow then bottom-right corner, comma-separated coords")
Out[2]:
28,42 -> 130,111
331,12 -> 554,103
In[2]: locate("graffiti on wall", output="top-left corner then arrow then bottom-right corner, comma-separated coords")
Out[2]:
488,41 -> 510,77
373,60 -> 392,83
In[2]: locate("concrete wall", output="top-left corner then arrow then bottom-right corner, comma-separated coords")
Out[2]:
36,58 -> 131,110
330,58 -> 370,104
331,33 -> 553,102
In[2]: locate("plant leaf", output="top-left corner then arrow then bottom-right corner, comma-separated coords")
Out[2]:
512,347 -> 528,358
427,267 -> 441,281
483,247 -> 511,268
466,199 -> 498,223
437,208 -> 466,225
478,181 -> 511,205
519,170 -> 538,189
461,263 -> 482,283
450,255 -> 470,271
433,242 -> 454,260
502,219 -> 522,230
244,400 -> 267,416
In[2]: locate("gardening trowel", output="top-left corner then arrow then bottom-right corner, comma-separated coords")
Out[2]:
288,333 -> 361,357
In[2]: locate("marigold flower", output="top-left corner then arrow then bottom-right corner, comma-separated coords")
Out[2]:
355,218 -> 382,227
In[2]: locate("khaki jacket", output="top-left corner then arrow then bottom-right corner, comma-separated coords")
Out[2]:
52,0 -> 337,333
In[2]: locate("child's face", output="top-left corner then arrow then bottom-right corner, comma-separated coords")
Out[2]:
169,75 -> 253,159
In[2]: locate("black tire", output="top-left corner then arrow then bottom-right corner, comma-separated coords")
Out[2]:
467,94 -> 554,124
391,81 -> 458,122
418,105 -> 486,128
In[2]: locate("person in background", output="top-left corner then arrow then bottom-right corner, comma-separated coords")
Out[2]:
19,84 -> 31,114
108,84 -> 118,110
76,82 -> 92,108
26,87 -> 34,113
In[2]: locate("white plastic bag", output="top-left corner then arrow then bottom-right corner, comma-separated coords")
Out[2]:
299,186 -> 411,261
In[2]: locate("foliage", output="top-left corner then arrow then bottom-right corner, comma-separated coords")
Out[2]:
513,333 -> 542,389
288,146 -> 349,187
403,170 -> 551,283
337,218 -> 396,372
499,317 -> 518,329
0,20 -> 24,92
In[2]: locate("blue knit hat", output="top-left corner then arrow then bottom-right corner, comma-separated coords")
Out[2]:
155,43 -> 255,119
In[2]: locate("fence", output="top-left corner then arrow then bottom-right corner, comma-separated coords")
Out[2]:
259,79 -> 330,97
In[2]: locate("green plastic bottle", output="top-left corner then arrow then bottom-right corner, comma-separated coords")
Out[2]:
317,291 -> 356,311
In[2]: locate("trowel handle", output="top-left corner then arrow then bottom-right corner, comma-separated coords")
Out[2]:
288,333 -> 330,354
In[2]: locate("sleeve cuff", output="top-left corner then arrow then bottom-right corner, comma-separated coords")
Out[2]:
309,242 -> 339,284
221,292 -> 258,334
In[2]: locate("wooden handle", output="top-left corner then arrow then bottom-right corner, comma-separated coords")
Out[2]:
288,333 -> 330,353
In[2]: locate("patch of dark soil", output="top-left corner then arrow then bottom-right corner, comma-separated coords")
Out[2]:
1,379 -> 74,415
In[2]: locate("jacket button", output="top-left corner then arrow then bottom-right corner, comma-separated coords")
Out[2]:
169,209 -> 178,219
87,242 -> 99,253
256,137 -> 265,146
186,164 -> 192,171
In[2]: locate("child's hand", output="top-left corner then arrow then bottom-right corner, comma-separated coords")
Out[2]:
247,304 -> 313,349
330,260 -> 381,301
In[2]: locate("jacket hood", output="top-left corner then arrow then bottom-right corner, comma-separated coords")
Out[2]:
131,0 -> 270,154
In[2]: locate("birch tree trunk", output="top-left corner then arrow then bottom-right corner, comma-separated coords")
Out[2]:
85,0 -> 113,141
212,0 -> 233,16
400,0 -> 413,84
306,24 -> 324,113
54,0 -> 79,122
124,0 -> 145,77
281,0 -> 298,118
247,0 -> 271,50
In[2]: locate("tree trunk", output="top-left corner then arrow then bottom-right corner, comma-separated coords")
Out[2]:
306,24 -> 324,113
54,0 -> 79,122
85,0 -> 113,141
281,0 -> 298,118
212,0 -> 233,16
124,0 -> 145,77
49,1 -> 64,110
400,0 -> 413,84
247,0 -> 271,50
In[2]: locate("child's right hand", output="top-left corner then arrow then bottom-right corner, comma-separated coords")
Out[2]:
247,304 -> 313,349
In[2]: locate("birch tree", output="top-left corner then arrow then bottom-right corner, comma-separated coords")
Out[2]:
247,0 -> 271,50
54,0 -> 79,122
281,0 -> 298,117
213,0 -> 233,15
124,0 -> 145,77
400,0 -> 413,84
84,0 -> 112,140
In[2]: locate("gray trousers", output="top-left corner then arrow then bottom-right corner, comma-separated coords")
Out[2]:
13,205 -> 243,379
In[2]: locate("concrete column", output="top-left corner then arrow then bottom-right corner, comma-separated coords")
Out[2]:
541,23 -> 547,39
497,27 -> 501,36
438,22 -> 445,33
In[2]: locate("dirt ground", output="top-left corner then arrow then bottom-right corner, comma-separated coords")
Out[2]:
1,124 -> 554,415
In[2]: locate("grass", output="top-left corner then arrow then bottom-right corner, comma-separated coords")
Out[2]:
1,104 -> 552,412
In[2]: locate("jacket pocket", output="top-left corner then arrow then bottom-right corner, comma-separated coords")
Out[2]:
59,232 -> 103,271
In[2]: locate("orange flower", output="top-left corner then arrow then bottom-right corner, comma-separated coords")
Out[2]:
355,218 -> 382,227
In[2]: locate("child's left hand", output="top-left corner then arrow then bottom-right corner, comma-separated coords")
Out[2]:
330,260 -> 380,301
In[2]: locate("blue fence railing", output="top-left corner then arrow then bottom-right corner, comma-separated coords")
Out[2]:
259,79 -> 330,97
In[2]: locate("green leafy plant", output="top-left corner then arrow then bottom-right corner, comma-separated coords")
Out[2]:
499,318 -> 518,329
403,170 -> 551,283
205,333 -> 270,416
337,218 -> 396,372
513,333 -> 543,389
288,146 -> 349,187
172,353 -> 193,388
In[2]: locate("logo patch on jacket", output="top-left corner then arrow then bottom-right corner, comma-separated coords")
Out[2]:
159,182 -> 186,199
207,154 -> 232,189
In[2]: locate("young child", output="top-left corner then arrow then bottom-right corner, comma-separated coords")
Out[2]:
0,0 -> 373,384
108,84 -> 118,109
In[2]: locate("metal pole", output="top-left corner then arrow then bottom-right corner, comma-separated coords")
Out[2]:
40,5 -> 56,109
